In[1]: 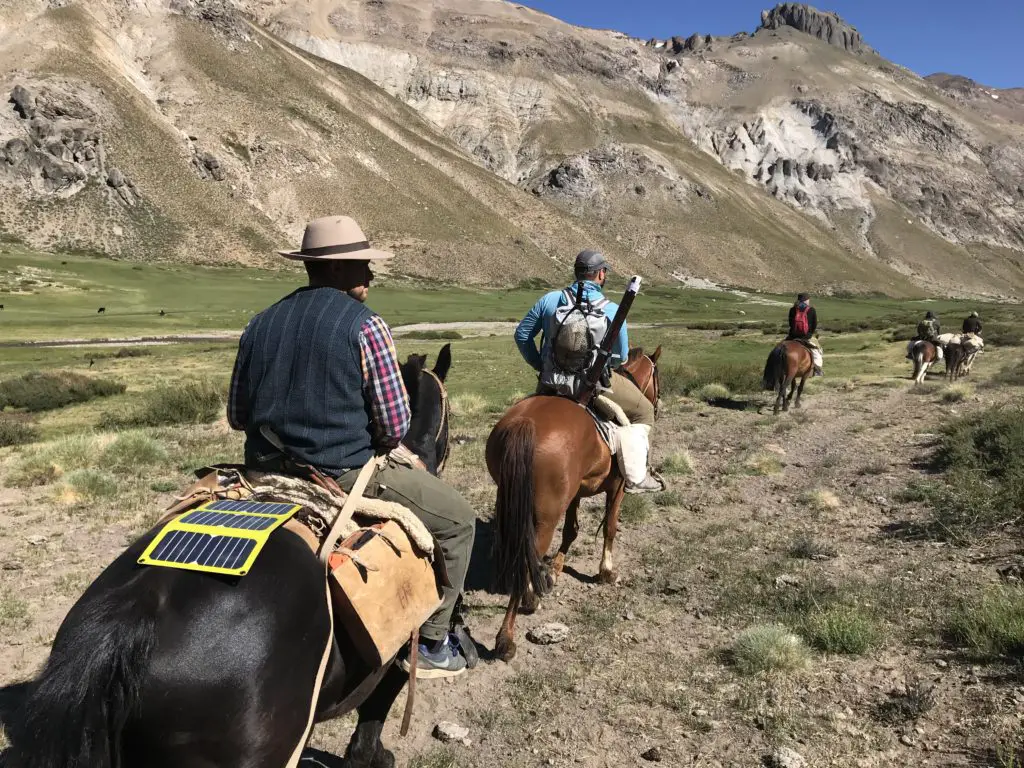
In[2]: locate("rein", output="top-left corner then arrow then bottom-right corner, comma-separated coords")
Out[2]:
421,369 -> 451,475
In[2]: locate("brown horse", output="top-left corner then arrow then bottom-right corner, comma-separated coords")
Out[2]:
762,340 -> 813,415
487,346 -> 662,661
910,339 -> 939,385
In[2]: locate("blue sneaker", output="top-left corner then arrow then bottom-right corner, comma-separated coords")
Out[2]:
399,635 -> 467,679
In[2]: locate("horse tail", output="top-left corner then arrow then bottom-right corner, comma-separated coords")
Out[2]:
9,587 -> 157,768
493,417 -> 545,601
762,344 -> 786,391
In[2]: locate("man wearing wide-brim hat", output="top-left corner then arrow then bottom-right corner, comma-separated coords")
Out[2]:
228,215 -> 476,678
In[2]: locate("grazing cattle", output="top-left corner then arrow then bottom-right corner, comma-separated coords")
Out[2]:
97,307 -> 106,314
0,304 -> 4,310
159,309 -> 166,316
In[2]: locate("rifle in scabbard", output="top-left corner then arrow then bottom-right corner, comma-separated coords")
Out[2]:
577,275 -> 642,407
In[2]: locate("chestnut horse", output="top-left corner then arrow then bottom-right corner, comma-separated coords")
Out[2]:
762,340 -> 813,415
910,340 -> 939,385
487,346 -> 662,661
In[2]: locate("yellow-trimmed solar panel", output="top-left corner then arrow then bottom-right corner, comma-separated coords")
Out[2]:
138,499 -> 301,577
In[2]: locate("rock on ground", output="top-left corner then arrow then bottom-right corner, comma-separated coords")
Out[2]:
526,622 -> 570,645
432,721 -> 470,744
766,747 -> 808,768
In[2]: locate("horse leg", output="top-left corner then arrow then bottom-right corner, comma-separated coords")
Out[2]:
495,595 -> 522,661
598,480 -> 626,584
521,512 -> 559,614
774,378 -> 785,415
343,665 -> 408,768
550,497 -> 581,586
794,373 -> 808,408
782,376 -> 795,411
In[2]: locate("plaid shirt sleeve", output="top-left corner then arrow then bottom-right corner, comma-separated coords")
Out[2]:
227,323 -> 252,431
359,314 -> 411,449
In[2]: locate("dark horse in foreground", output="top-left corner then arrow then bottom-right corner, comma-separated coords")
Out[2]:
487,347 -> 662,661
0,345 -> 454,768
762,340 -> 813,415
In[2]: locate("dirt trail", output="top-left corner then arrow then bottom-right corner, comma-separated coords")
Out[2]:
305,376 -> 1019,767
1,374 -> 1019,767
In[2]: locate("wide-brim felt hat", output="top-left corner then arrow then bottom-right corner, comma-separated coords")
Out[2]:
278,216 -> 394,261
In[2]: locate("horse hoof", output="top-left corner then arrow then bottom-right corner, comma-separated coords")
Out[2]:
495,637 -> 517,662
597,569 -> 619,585
520,595 -> 541,614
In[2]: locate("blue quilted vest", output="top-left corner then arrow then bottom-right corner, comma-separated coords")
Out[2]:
239,286 -> 376,475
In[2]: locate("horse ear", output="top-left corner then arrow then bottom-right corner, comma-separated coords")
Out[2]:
627,347 -> 643,363
651,345 -> 662,364
433,343 -> 452,382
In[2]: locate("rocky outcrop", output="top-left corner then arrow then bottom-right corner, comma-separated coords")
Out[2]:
169,0 -> 250,40
2,84 -> 114,200
758,3 -> 865,53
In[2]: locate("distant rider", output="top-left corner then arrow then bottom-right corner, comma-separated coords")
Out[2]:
786,293 -> 823,377
515,249 -> 663,493
906,310 -> 940,359
962,311 -> 982,336
228,215 -> 476,678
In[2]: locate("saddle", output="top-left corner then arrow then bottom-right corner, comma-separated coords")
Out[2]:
161,463 -> 445,668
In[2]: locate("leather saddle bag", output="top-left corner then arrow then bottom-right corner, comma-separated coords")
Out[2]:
327,520 -> 443,666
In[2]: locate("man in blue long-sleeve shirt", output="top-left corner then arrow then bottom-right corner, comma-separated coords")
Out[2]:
515,250 -> 662,493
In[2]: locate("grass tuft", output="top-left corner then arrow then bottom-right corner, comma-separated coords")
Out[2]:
10,435 -> 98,486
100,431 -> 168,472
787,533 -> 837,560
742,453 -> 783,476
730,624 -> 810,675
653,489 -> 685,508
101,380 -> 224,428
0,592 -> 30,631
947,586 -> 1024,659
450,393 -> 488,418
619,494 -> 653,525
925,407 -> 1024,541
801,605 -> 882,655
693,383 -> 730,403
0,371 -> 125,412
872,679 -> 936,725
659,450 -> 693,476
941,383 -> 974,402
407,747 -> 463,768
0,417 -> 38,447
60,469 -> 119,502
798,489 -> 842,511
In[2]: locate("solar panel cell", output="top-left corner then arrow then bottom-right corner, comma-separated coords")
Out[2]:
139,497 -> 300,576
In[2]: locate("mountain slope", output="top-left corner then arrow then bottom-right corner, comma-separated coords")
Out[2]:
242,0 -> 1024,297
0,0 -> 1021,297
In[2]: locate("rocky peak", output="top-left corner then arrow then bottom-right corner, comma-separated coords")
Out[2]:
758,3 -> 866,53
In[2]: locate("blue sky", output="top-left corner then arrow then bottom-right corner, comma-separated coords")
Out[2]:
514,1 -> 1023,88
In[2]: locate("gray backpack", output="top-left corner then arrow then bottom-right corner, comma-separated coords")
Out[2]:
540,286 -> 610,397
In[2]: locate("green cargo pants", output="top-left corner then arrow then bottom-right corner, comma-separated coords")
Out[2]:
337,457 -> 476,644
603,370 -> 655,427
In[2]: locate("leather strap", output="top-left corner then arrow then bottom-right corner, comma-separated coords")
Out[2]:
400,628 -> 418,737
318,456 -> 381,564
284,566 -> 335,768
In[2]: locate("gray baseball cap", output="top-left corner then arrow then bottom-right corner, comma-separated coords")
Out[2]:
574,249 -> 610,275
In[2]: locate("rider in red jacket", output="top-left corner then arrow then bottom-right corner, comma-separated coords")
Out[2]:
786,293 -> 823,376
